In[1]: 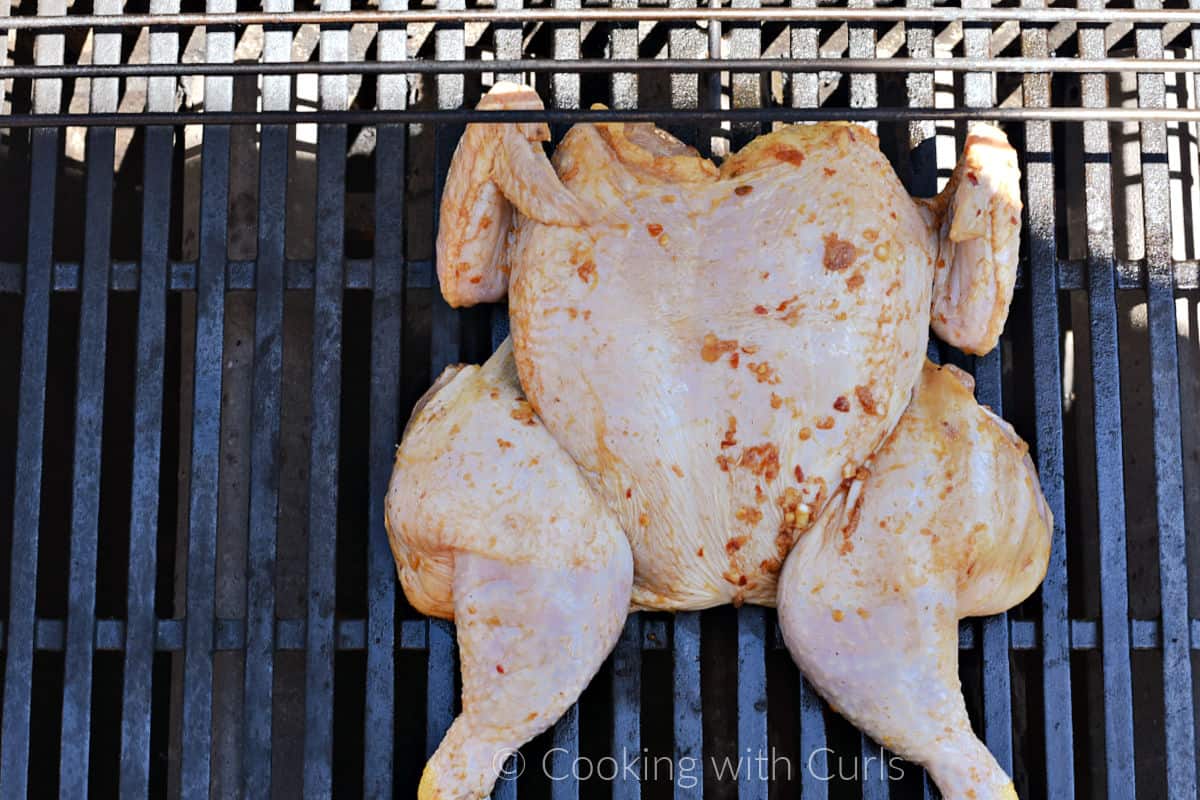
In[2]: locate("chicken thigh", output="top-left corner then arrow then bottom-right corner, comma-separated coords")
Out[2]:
386,82 -> 1048,800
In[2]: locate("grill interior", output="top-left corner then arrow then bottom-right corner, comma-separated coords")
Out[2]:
1,2 -> 1199,798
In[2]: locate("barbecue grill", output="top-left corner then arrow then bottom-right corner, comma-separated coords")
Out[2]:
0,2 -> 1197,798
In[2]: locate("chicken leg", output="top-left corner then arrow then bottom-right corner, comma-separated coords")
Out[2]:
777,361 -> 1050,800
386,341 -> 633,800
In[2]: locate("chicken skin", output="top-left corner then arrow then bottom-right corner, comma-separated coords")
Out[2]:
386,82 -> 1047,800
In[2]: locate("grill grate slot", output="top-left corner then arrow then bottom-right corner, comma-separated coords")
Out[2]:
1077,4 -> 1138,794
0,0 -> 66,794
1020,3 -> 1075,797
1,4 -> 1198,799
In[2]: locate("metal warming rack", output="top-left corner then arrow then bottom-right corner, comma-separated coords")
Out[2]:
0,2 -> 1197,798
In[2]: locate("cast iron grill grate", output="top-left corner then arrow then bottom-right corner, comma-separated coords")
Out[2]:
0,2 -> 1197,798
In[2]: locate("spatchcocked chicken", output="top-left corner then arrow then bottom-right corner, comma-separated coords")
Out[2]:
386,82 -> 1050,800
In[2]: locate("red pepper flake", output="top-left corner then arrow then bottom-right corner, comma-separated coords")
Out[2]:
776,295 -> 799,313
701,332 -> 739,363
967,170 -> 979,186
823,167 -> 836,177
720,416 -> 739,449
822,233 -> 858,272
727,533 -> 752,552
747,361 -> 780,385
729,352 -> 740,369
625,488 -> 633,499
734,184 -> 754,196
753,304 -> 769,315
734,506 -> 762,526
697,547 -> 705,557
855,384 -> 878,415
469,275 -> 482,284
739,443 -> 781,481
576,260 -> 596,284
833,396 -> 851,413
496,664 -> 506,674
794,465 -> 805,482
497,438 -> 514,449
646,222 -> 664,237
671,464 -> 685,478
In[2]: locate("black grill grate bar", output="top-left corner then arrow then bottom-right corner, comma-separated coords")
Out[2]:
907,8 -> 937,793
302,3 -> 351,791
179,1 -> 234,795
240,0 -> 291,794
489,0 -> 520,355
2,256 -> 1198,296
728,8 -> 771,800
424,0 -> 463,771
845,4 -> 890,795
364,1 -> 406,796
1194,0 -> 1200,124
789,6 -> 832,798
12,106 -> 1200,128
13,56 -> 1200,83
1134,3 -> 1198,796
547,8 -> 584,798
1078,3 -> 1138,796
962,0 -> 1015,781
1021,1 -> 1074,796
668,5 -> 705,799
0,0 -> 66,792
117,0 -> 177,794
58,0 -> 120,790
490,11 -> 520,798
607,8 -> 641,800
0,113 -> 58,800
1,615 -> 1195,653
8,6 -> 1200,31
0,258 -> 435,293
905,0 -> 936,199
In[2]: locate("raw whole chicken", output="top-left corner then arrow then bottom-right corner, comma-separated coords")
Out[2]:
386,82 -> 1051,800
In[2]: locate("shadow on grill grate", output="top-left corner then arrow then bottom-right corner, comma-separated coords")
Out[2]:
0,3 -> 1198,799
